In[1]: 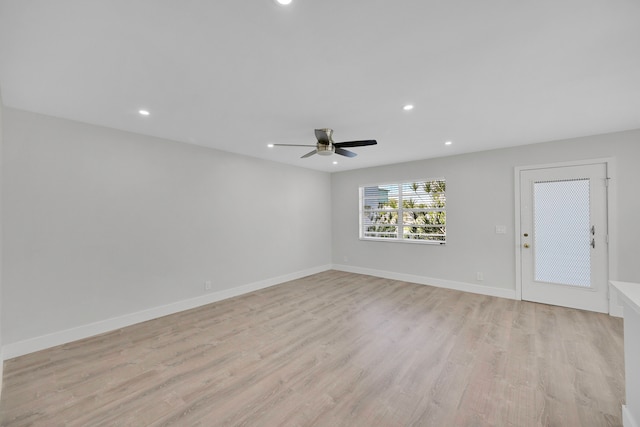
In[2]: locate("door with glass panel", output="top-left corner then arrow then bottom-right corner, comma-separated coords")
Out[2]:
520,163 -> 608,313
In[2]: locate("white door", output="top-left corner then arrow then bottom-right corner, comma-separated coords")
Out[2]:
520,163 -> 609,313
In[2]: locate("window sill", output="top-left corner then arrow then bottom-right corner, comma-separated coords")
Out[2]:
359,237 -> 446,245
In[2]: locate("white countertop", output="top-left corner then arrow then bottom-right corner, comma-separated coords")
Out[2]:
611,281 -> 640,316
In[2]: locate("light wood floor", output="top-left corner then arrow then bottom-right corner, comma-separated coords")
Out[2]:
1,271 -> 625,426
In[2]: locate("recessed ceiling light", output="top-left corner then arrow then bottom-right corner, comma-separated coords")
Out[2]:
267,143 -> 274,148
445,141 -> 453,146
138,109 -> 150,116
275,0 -> 292,5
403,104 -> 414,111
333,161 -> 338,165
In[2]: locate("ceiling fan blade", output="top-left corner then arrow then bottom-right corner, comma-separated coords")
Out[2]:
335,147 -> 357,158
314,129 -> 331,145
272,144 -> 316,147
301,149 -> 318,158
334,139 -> 377,148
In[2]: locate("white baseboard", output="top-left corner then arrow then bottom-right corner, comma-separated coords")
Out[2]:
2,265 -> 332,360
332,264 -> 517,300
623,405 -> 639,427
610,302 -> 624,318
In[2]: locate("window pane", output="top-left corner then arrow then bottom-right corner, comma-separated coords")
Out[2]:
364,226 -> 399,239
364,211 -> 398,225
362,209 -> 398,239
402,226 -> 446,241
363,185 -> 398,209
403,210 -> 446,225
401,181 -> 446,209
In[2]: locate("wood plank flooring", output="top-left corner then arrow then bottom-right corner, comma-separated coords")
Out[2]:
0,271 -> 625,426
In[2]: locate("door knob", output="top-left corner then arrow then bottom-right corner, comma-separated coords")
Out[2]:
523,243 -> 530,248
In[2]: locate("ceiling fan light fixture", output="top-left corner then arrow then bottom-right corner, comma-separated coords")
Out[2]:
317,144 -> 334,156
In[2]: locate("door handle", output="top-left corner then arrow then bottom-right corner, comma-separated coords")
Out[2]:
523,243 -> 530,248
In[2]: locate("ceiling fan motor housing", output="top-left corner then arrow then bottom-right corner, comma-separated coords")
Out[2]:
319,128 -> 333,141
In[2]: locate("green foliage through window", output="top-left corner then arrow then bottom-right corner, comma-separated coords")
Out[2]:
360,179 -> 446,243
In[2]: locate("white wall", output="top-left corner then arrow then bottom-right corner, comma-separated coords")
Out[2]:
331,130 -> 640,295
1,108 -> 332,354
0,92 -> 4,389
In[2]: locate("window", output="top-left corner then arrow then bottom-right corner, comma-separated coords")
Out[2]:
360,179 -> 446,244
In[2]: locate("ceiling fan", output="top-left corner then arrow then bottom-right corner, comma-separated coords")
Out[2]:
273,128 -> 377,158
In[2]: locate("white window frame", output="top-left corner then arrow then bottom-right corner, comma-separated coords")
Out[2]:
359,178 -> 446,245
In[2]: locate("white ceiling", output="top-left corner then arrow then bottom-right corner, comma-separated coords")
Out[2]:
1,0 -> 639,172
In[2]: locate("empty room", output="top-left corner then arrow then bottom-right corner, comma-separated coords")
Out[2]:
1,1 -> 640,426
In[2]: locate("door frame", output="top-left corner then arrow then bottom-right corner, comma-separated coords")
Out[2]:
514,157 -> 618,314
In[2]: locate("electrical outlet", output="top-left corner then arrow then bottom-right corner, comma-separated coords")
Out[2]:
495,225 -> 507,234
204,280 -> 212,291
476,272 -> 484,281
